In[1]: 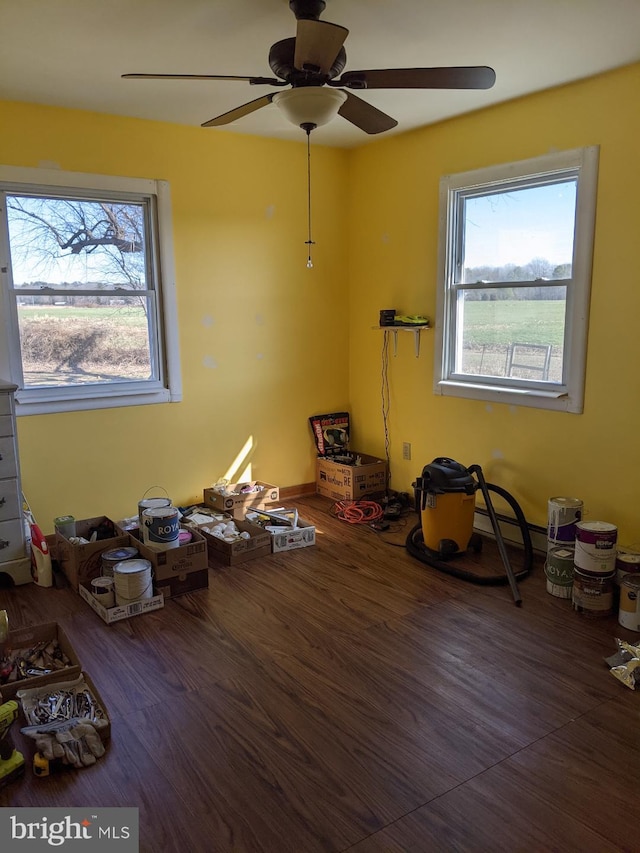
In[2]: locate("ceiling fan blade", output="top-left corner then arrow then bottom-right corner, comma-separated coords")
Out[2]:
201,94 -> 275,127
294,19 -> 348,74
338,91 -> 398,135
123,73 -> 284,86
336,66 -> 496,90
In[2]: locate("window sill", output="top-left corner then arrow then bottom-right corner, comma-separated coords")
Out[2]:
434,380 -> 581,413
15,387 -> 181,416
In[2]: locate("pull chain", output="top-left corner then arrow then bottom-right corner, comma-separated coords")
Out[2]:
302,122 -> 316,269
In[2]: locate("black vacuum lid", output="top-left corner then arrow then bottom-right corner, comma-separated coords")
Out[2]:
420,457 -> 476,493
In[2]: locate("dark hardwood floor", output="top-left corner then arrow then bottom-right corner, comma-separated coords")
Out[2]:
1,494 -> 638,852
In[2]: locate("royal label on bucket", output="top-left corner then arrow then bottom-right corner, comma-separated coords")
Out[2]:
574,521 -> 617,575
547,497 -> 583,544
545,546 -> 574,599
142,506 -> 180,550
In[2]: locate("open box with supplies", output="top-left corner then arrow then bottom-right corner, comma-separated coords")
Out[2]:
78,581 -> 164,624
0,622 -> 81,701
246,507 -> 316,553
16,672 -> 111,775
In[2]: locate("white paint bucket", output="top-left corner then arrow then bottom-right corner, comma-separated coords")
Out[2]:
138,496 -> 172,529
547,497 -> 583,545
113,558 -> 153,605
91,576 -> 115,608
574,521 -> 617,575
619,575 -> 640,631
142,506 -> 180,550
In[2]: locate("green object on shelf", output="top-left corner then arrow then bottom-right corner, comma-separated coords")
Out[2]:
393,315 -> 430,326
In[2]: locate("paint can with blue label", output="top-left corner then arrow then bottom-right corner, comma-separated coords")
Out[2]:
101,546 -> 139,577
142,505 -> 180,550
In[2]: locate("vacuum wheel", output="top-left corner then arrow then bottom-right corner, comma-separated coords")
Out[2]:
469,532 -> 483,553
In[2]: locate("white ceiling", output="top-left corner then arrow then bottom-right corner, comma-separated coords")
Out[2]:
2,0 -> 640,149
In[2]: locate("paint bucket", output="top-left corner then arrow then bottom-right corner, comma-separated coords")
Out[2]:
572,567 -> 615,616
54,515 -> 76,538
618,575 -> 640,632
138,486 -> 171,530
101,546 -> 139,577
142,506 -> 180,550
574,521 -> 617,575
547,497 -> 583,545
91,576 -> 115,609
113,558 -> 153,605
544,546 -> 574,599
615,552 -> 640,585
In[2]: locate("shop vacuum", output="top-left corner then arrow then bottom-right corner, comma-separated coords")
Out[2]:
406,458 -> 533,605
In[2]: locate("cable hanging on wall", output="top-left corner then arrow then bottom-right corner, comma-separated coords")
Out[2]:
381,329 -> 391,495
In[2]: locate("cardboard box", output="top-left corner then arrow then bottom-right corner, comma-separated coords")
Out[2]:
17,671 -> 111,742
79,581 -> 164,625
270,519 -> 316,553
0,622 -> 81,701
316,453 -> 387,501
55,516 -> 129,591
154,568 -> 209,599
246,509 -> 317,554
204,482 -> 280,519
128,527 -> 208,582
198,519 -> 272,567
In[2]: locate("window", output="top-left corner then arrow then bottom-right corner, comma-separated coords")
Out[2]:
433,147 -> 599,413
0,165 -> 181,415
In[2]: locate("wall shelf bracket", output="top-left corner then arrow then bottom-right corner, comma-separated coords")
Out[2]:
374,325 -> 430,358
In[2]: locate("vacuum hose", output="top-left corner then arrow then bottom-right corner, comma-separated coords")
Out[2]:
406,478 -> 533,591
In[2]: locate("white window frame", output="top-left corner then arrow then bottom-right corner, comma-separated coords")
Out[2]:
433,146 -> 599,413
0,165 -> 182,415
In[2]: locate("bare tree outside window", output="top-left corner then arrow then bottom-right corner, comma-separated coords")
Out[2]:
6,194 -> 157,388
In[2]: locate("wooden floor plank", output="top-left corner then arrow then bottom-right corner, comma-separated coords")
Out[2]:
0,493 -> 636,853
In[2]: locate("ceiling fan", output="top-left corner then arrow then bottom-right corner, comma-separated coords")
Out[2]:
123,0 -> 496,135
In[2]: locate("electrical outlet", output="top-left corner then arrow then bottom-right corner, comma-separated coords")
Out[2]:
402,442 -> 411,460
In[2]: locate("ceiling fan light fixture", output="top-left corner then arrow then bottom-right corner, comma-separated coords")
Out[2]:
273,87 -> 347,129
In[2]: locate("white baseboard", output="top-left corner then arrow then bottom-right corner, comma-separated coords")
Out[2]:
473,509 -> 547,554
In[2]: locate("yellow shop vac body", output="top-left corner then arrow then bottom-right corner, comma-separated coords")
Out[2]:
414,458 -> 478,558
421,491 -> 476,555
407,458 -> 533,603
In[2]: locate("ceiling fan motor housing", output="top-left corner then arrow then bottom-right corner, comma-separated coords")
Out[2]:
269,38 -> 346,84
290,0 -> 326,20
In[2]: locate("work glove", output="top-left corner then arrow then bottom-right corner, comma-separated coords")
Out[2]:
21,728 -> 65,762
55,720 -> 106,768
22,717 -> 107,769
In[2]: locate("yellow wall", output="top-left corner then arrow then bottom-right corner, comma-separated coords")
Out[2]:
0,101 -> 350,530
347,63 -> 640,546
3,62 -> 640,546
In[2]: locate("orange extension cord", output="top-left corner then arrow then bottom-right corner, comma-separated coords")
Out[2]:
330,500 -> 384,524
